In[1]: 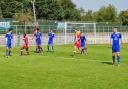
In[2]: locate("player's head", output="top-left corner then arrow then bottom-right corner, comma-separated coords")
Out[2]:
24,33 -> 27,37
112,27 -> 118,33
8,28 -> 13,32
36,28 -> 40,32
76,28 -> 81,35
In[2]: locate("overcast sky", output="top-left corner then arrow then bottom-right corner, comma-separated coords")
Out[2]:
72,0 -> 128,13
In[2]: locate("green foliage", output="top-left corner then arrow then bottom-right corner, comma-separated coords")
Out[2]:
81,10 -> 95,21
119,10 -> 128,25
0,0 -> 23,18
0,0 -> 127,23
35,0 -> 65,20
96,4 -> 117,22
59,0 -> 81,21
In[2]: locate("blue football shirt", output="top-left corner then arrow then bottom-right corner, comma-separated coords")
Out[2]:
35,32 -> 42,42
5,32 -> 13,44
111,32 -> 122,46
48,32 -> 55,44
80,35 -> 86,47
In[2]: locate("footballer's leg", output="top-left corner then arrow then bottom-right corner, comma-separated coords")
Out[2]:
26,48 -> 29,55
117,52 -> 120,65
38,44 -> 42,53
73,46 -> 77,57
85,48 -> 87,53
47,45 -> 50,52
20,47 -> 24,55
6,47 -> 9,57
52,44 -> 54,52
8,44 -> 11,56
80,47 -> 83,55
112,46 -> 116,65
112,53 -> 116,65
116,46 -> 121,66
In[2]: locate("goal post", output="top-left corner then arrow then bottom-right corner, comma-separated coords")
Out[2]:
64,22 -> 97,44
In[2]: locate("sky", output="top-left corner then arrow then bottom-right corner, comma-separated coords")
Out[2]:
72,0 -> 128,13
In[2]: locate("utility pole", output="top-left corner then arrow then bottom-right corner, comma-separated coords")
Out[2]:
32,0 -> 36,22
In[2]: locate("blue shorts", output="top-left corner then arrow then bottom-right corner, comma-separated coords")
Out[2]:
36,41 -> 41,45
6,43 -> 12,48
81,45 -> 86,49
48,41 -> 53,45
112,45 -> 120,53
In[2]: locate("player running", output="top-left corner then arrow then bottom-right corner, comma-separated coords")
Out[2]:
47,30 -> 55,52
20,33 -> 29,55
80,33 -> 87,55
35,28 -> 42,53
5,28 -> 13,58
73,28 -> 81,56
110,27 -> 123,66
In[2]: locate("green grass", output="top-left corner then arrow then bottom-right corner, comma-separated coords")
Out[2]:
0,44 -> 128,89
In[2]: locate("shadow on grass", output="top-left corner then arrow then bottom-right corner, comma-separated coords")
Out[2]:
101,61 -> 113,65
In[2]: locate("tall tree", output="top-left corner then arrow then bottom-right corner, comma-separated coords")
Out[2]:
118,10 -> 128,25
96,4 -> 117,22
81,10 -> 95,21
59,0 -> 81,21
35,0 -> 64,20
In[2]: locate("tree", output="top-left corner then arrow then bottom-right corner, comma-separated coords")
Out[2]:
0,0 -> 23,18
81,10 -> 95,21
0,6 -> 3,18
13,9 -> 33,22
118,10 -> 128,25
96,4 -> 117,22
59,0 -> 81,21
35,0 -> 64,20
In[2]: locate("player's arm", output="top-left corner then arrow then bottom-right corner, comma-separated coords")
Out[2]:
110,34 -> 113,47
110,38 -> 113,47
5,34 -> 8,44
85,38 -> 87,45
120,34 -> 124,48
74,35 -> 77,43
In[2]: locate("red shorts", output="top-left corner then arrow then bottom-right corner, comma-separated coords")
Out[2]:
23,45 -> 29,49
74,41 -> 80,48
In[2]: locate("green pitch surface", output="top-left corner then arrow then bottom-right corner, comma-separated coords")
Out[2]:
0,45 -> 128,89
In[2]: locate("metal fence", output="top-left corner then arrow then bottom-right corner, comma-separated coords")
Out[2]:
0,24 -> 128,46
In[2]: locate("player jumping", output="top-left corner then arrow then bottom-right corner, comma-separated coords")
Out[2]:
80,33 -> 87,55
20,33 -> 29,55
110,27 -> 123,66
47,30 -> 55,52
5,28 -> 13,58
35,28 -> 42,53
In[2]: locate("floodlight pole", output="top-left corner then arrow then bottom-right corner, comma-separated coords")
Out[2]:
32,0 -> 36,22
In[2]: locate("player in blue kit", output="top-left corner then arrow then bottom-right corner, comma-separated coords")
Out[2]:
110,27 -> 123,66
47,30 -> 55,52
35,28 -> 42,53
80,33 -> 87,55
5,28 -> 13,57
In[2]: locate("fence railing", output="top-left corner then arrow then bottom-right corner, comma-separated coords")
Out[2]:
0,25 -> 128,46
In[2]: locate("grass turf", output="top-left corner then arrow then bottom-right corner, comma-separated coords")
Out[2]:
0,44 -> 128,89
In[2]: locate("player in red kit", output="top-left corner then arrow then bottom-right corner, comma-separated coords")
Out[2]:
73,28 -> 81,56
20,33 -> 29,55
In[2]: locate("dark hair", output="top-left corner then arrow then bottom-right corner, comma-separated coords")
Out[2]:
24,33 -> 27,37
9,28 -> 13,31
36,27 -> 40,31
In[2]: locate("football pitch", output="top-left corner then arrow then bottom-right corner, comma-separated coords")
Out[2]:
0,44 -> 128,89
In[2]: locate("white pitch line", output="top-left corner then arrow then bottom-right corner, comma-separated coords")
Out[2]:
39,55 -> 111,63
